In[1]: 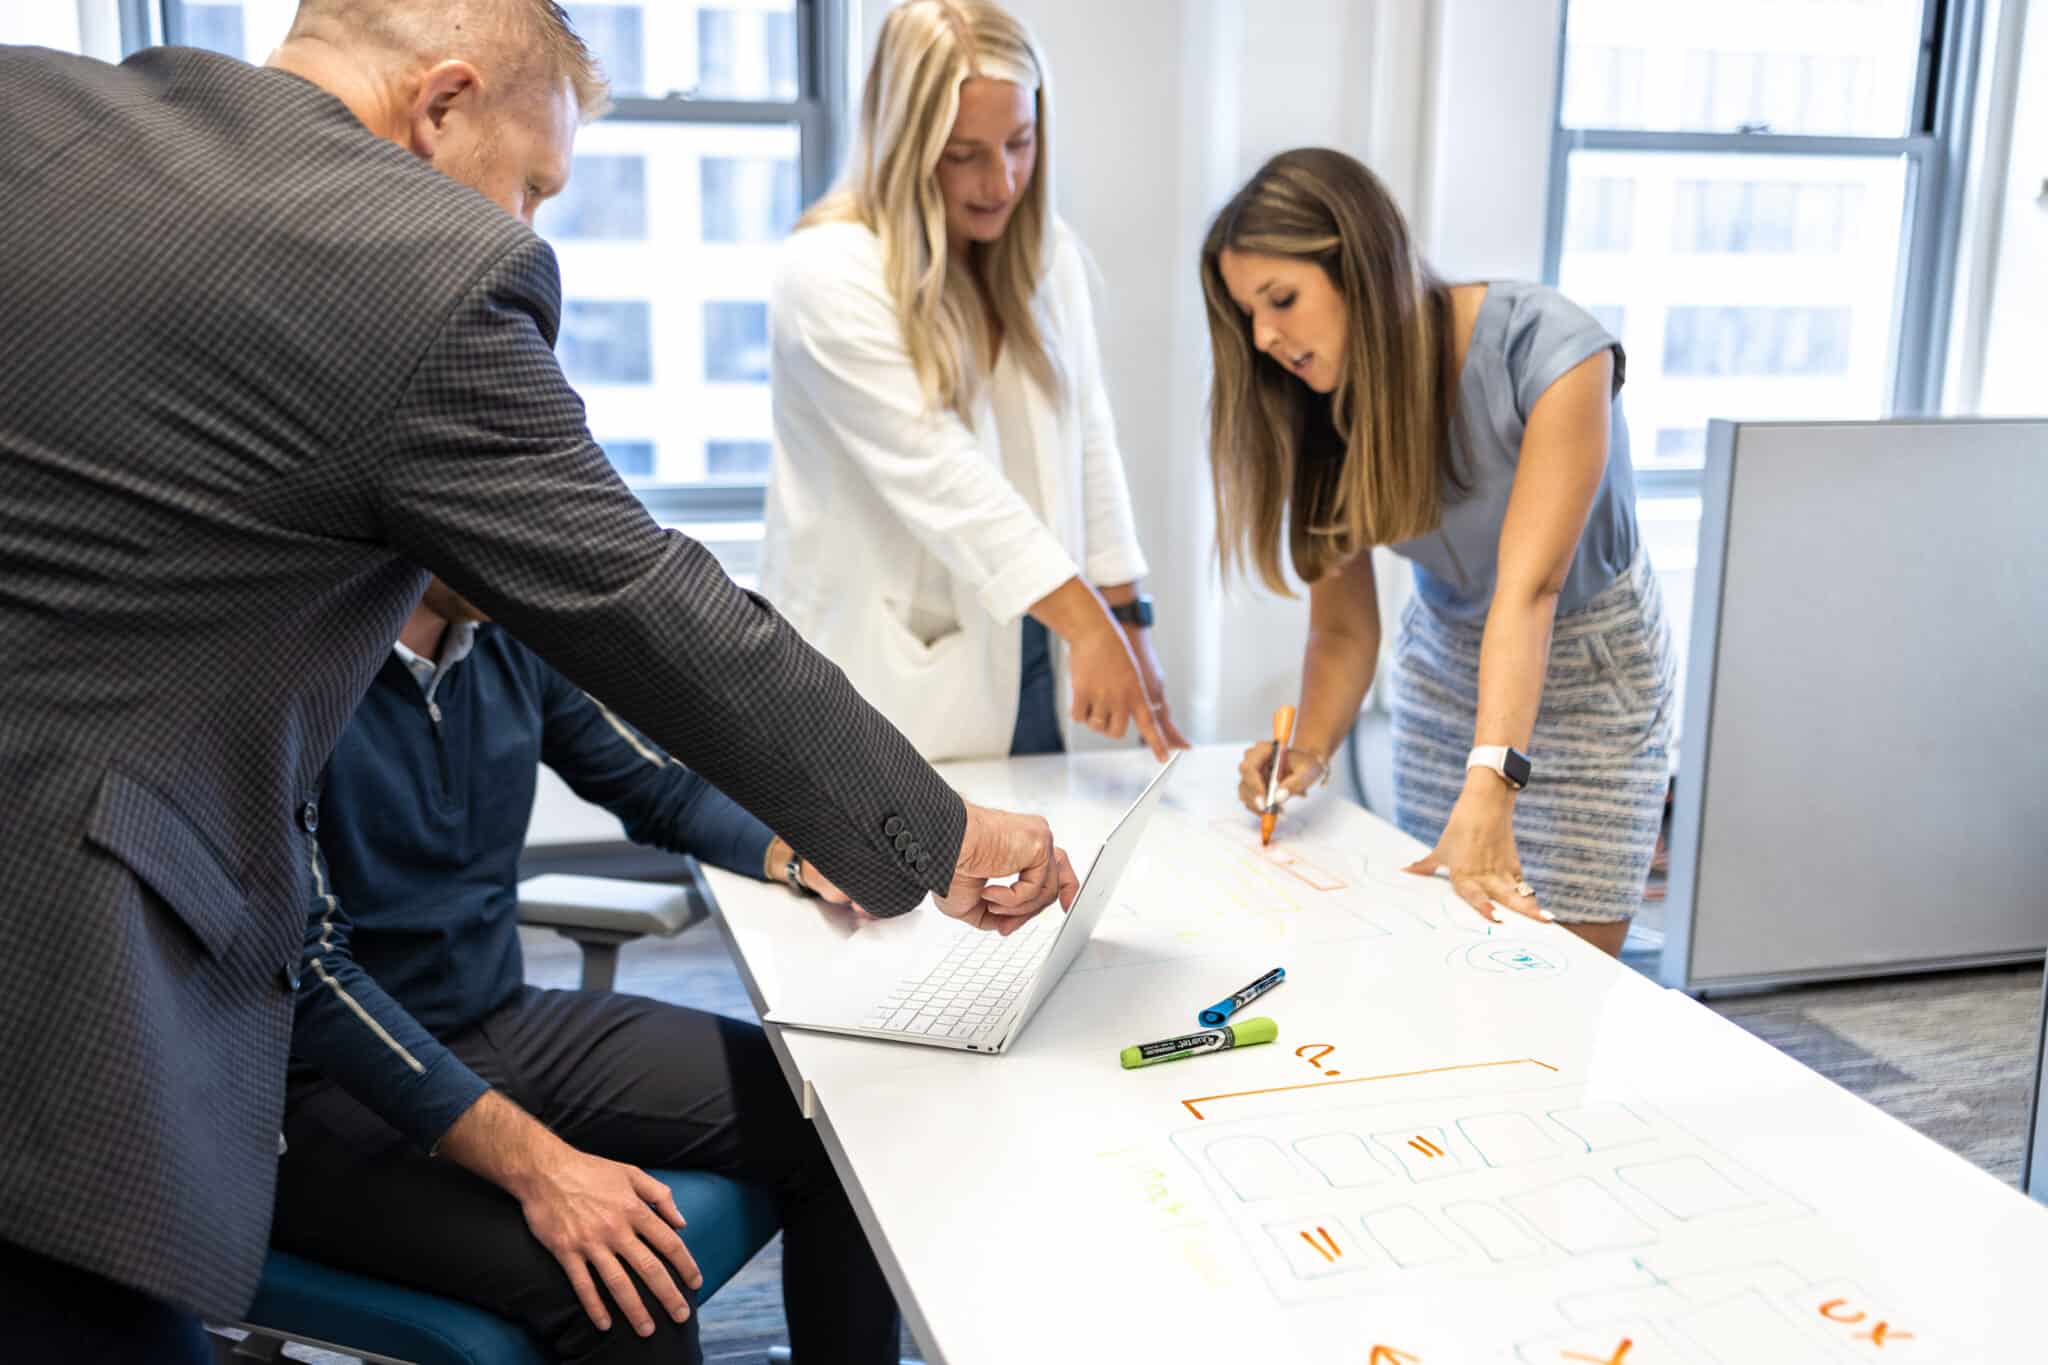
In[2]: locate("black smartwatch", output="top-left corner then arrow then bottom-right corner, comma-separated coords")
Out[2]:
782,852 -> 814,897
1108,594 -> 1154,628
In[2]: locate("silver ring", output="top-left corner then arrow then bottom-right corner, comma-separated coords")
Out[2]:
1514,879 -> 1535,898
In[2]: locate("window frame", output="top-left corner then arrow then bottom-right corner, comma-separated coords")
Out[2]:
138,0 -> 849,532
1540,0 -> 1989,499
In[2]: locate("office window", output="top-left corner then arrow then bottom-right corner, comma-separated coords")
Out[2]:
1547,0 -> 1977,702
702,157 -> 802,243
543,156 -> 649,242
565,4 -> 646,95
601,440 -> 657,479
1662,307 -> 1852,377
706,440 -> 773,478
155,1 -> 840,537
1548,0 -> 1968,496
698,6 -> 799,101
1672,180 -> 1864,253
1564,177 -> 1635,253
1655,428 -> 1706,464
704,302 -> 770,384
558,301 -> 654,385
177,2 -> 243,56
1560,45 -> 1647,129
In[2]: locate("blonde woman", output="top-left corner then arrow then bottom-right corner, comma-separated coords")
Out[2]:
1205,149 -> 1675,957
761,0 -> 1184,762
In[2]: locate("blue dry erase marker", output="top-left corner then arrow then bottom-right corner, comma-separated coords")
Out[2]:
1199,966 -> 1286,1027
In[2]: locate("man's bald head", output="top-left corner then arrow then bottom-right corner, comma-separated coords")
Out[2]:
285,0 -> 611,121
271,0 -> 609,225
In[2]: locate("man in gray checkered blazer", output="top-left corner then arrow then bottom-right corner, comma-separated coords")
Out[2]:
0,4 -> 1082,1355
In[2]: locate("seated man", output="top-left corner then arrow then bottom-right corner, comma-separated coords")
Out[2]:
279,579 -> 895,1364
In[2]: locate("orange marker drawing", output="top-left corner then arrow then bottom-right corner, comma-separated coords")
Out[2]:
1296,1042 -> 1340,1075
1406,1135 -> 1446,1158
1260,704 -> 1297,847
1820,1299 -> 1866,1324
1367,1348 -> 1421,1365
1854,1323 -> 1911,1347
1299,1228 -> 1340,1263
1180,1056 -> 1559,1120
1561,1339 -> 1632,1365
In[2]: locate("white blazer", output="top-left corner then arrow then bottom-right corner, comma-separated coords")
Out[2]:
760,218 -> 1150,761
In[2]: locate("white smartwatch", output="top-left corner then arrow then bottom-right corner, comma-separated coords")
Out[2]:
1466,744 -> 1532,791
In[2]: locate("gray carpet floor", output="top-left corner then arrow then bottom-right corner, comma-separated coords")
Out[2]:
260,905 -> 2042,1364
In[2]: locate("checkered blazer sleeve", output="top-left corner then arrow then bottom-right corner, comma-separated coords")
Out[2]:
359,237 -> 964,916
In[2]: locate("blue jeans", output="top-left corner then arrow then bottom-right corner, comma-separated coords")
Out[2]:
1009,617 -> 1064,756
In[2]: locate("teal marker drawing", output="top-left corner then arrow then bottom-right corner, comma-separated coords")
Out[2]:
1119,1017 -> 1277,1069
1199,966 -> 1286,1027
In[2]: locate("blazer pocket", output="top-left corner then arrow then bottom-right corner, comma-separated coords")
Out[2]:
84,767 -> 248,960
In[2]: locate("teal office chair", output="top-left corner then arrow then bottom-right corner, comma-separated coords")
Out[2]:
213,876 -> 763,1364
215,1169 -> 778,1364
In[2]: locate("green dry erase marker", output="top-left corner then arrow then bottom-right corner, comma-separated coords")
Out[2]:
1119,1017 -> 1277,1069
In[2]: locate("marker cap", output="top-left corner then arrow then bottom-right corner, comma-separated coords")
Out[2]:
1227,1016 -> 1278,1047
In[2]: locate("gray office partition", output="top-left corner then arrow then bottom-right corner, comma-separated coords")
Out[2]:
1662,419 -> 2048,994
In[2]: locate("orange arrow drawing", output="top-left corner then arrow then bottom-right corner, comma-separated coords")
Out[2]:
1368,1348 -> 1421,1364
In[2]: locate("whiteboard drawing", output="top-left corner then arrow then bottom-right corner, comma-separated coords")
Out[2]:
1519,1259 -> 1933,1364
1168,1081 -> 1812,1306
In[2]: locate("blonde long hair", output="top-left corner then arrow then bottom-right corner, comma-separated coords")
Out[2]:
1201,148 -> 1465,592
802,0 -> 1061,420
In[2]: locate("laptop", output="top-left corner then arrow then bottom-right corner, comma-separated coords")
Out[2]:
766,752 -> 1182,1053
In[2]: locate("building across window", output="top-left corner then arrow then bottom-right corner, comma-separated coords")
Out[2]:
1662,305 -> 1852,377
545,155 -> 649,242
703,301 -> 770,384
600,440 -> 657,479
701,157 -> 801,243
1672,179 -> 1863,253
698,6 -> 798,101
1566,177 -> 1636,254
565,3 -> 646,94
180,1 -> 243,55
1655,428 -> 1707,464
706,440 -> 773,479
558,300 -> 654,385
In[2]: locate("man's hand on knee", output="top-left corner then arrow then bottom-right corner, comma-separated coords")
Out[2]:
437,1090 -> 703,1336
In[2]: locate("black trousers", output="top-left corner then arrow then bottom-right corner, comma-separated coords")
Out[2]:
0,1239 -> 213,1363
273,988 -> 900,1364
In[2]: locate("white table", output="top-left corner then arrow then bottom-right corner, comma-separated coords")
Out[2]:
703,747 -> 2047,1363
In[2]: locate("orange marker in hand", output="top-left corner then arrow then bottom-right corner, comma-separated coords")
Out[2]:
1260,704 -> 1297,847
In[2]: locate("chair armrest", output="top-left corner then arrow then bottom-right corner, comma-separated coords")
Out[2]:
516,874 -> 697,938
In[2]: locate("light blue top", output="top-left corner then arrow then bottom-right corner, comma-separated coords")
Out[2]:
1387,280 -> 1637,622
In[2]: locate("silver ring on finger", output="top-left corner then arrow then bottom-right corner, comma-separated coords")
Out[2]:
1514,879 -> 1535,898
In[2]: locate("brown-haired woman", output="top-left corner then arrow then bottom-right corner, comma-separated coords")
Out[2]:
1203,147 -> 1674,957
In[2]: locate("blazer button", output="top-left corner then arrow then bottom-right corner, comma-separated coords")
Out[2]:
884,815 -> 905,837
299,800 -> 320,834
893,831 -> 913,852
282,964 -> 301,992
915,853 -> 932,874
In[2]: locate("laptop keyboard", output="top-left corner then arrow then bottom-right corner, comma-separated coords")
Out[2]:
859,911 -> 1058,1041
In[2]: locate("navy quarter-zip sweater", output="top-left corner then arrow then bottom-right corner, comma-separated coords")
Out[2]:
291,623 -> 775,1148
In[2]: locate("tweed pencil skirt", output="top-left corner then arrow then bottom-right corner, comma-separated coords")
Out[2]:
1388,549 -> 1677,924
